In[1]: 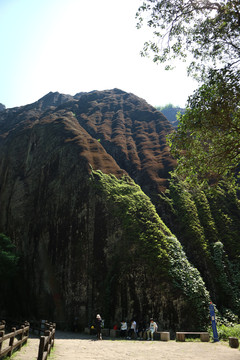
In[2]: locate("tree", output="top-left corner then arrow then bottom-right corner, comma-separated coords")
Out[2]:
136,1 -> 240,186
168,68 -> 240,186
136,0 -> 240,74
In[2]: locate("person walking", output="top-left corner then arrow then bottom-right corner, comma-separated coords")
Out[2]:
147,318 -> 158,340
95,314 -> 103,340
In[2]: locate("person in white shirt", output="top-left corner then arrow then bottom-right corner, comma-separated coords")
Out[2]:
95,314 -> 103,340
120,320 -> 128,338
147,318 -> 158,340
127,319 -> 137,339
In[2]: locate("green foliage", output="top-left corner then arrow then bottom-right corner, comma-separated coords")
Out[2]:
206,184 -> 240,258
212,242 -> 234,295
136,0 -> 240,75
91,170 -> 171,272
156,104 -> 175,111
165,175 -> 240,317
192,190 -> 218,243
215,308 -> 239,327
91,170 -> 210,326
169,174 -> 210,264
212,241 -> 240,313
168,68 -> 240,187
167,236 -> 210,326
137,1 -> 240,186
209,324 -> 240,341
0,233 -> 19,279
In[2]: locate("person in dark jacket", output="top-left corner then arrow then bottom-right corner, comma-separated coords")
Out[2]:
137,319 -> 146,339
95,314 -> 102,340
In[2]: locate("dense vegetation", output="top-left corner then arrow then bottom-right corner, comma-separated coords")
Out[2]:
136,0 -> 240,326
91,170 -> 210,328
1,168 -> 239,328
211,324 -> 240,341
156,174 -> 240,321
168,69 -> 240,187
91,169 -> 240,326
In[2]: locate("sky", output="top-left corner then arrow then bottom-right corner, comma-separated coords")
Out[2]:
0,0 -> 198,109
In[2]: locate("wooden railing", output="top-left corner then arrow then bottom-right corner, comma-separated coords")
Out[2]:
0,322 -> 29,359
37,324 -> 56,360
0,321 -> 5,333
30,320 -> 52,336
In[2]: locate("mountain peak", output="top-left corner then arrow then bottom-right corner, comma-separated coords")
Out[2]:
0,103 -> 6,111
35,91 -> 74,110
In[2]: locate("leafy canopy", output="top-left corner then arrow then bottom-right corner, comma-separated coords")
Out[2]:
136,0 -> 240,74
168,68 -> 240,186
136,0 -> 240,186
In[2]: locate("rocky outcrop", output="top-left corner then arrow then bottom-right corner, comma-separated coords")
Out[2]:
0,90 -> 210,330
0,89 -> 176,194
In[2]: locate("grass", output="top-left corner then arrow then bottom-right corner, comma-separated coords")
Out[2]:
185,337 -> 202,342
216,324 -> 240,341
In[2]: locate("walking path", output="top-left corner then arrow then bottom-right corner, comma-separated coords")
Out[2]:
13,331 -> 240,360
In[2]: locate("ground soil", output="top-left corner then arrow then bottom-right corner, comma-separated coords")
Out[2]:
13,331 -> 240,360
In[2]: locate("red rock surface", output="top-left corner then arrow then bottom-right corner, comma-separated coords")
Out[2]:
0,88 -> 176,194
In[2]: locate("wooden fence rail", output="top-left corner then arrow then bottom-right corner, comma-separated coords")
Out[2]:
0,323 -> 29,359
37,325 -> 55,360
30,320 -> 52,336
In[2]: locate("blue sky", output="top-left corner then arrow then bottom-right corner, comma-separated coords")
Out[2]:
0,0 -> 197,108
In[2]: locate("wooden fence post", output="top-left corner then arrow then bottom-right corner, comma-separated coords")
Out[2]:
37,323 -> 55,360
25,322 -> 30,339
8,327 -> 16,357
52,325 -> 55,347
0,330 -> 4,353
19,325 -> 25,349
37,336 -> 45,360
44,330 -> 50,356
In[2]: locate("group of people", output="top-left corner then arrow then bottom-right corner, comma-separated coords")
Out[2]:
94,314 -> 158,341
120,318 -> 158,340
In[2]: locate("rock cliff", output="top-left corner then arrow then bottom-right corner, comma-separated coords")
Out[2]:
0,89 -> 213,331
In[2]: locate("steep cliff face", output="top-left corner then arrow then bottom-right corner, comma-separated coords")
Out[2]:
0,90 -> 210,330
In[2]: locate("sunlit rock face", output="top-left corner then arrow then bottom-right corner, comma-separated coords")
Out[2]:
0,89 -> 199,331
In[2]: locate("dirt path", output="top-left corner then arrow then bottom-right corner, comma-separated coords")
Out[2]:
13,331 -> 240,360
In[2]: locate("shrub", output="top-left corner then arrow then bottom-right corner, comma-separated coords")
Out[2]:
208,324 -> 240,341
